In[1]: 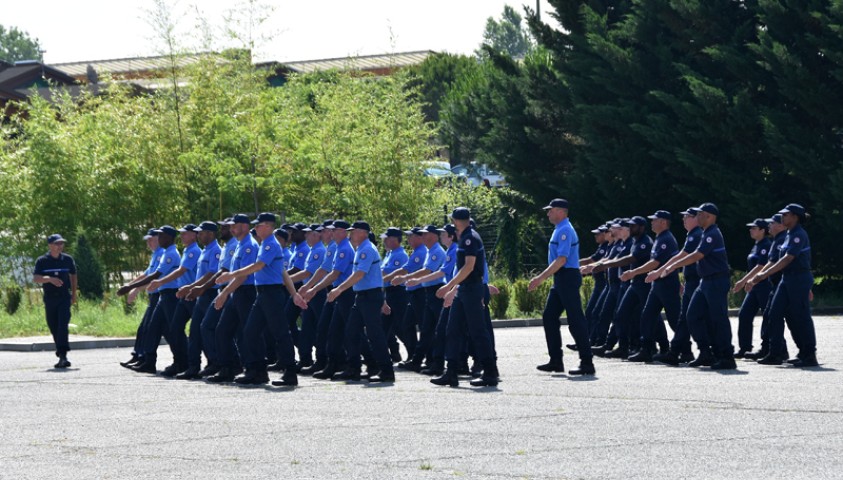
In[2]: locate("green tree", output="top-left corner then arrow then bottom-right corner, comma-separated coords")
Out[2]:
0,25 -> 42,63
74,234 -> 104,300
480,5 -> 532,59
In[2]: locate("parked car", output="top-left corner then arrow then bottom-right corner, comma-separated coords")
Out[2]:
422,161 -> 467,186
451,163 -> 508,187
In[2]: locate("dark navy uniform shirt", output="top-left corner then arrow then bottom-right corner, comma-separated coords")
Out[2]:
606,240 -> 626,285
682,226 -> 703,281
747,238 -> 772,271
456,227 -> 486,285
630,234 -> 654,284
695,224 -> 730,278
34,252 -> 76,297
781,225 -> 812,275
590,241 -> 610,285
651,231 -> 679,280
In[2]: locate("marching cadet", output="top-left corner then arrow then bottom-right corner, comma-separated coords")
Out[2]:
386,227 -> 428,367
380,227 -> 409,363
120,229 -> 162,369
298,220 -> 337,375
731,218 -> 773,358
580,224 -> 610,347
288,223 -> 326,369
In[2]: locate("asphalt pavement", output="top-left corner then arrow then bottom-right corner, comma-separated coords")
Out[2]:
1,317 -> 841,480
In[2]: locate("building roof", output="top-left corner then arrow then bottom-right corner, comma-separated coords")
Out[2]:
280,50 -> 434,74
51,53 -> 227,79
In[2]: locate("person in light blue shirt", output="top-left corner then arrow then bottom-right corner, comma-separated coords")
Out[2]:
386,227 -> 428,368
289,224 -> 328,368
380,227 -> 409,363
529,199 -> 594,376
402,225 -> 447,370
297,220 -> 337,375
120,228 -> 162,369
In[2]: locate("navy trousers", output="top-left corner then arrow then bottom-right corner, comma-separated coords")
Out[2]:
141,289 -> 178,364
686,275 -> 734,359
585,278 -> 607,344
383,286 -> 407,358
298,288 -> 326,364
44,294 -> 71,356
344,288 -> 391,371
736,280 -> 772,351
168,298 -> 196,366
200,292 -> 227,367
669,278 -> 700,355
541,269 -> 593,362
326,289 -> 356,364
215,286 -> 256,368
242,285 -> 295,371
401,288 -> 426,359
445,283 -> 495,365
133,292 -> 159,357
411,285 -> 445,364
614,281 -> 649,350
187,289 -> 216,369
639,276 -> 681,351
768,271 -> 815,357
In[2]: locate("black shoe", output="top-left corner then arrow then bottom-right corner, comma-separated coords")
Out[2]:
119,355 -> 139,368
605,348 -> 629,359
688,355 -> 715,367
300,361 -> 325,376
266,362 -> 284,372
469,361 -> 484,378
430,370 -> 459,387
294,360 -> 313,373
734,349 -> 750,359
131,361 -> 157,374
627,350 -> 653,363
396,360 -> 421,372
591,345 -> 609,358
234,370 -> 269,385
420,363 -> 444,376
791,355 -> 819,368
390,351 -> 402,363
197,364 -> 221,378
565,343 -> 578,351
743,349 -> 767,360
678,351 -> 696,363
457,362 -> 471,376
332,369 -> 361,381
470,376 -> 499,387
54,357 -> 71,369
176,367 -> 201,380
653,351 -> 680,366
271,370 -> 298,386
710,358 -> 737,370
757,354 -> 784,365
206,367 -> 237,383
160,364 -> 186,378
569,361 -> 595,375
536,361 -> 565,373
312,363 -> 337,380
367,370 -> 395,383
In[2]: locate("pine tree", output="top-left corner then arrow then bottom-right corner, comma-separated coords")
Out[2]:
74,234 -> 104,300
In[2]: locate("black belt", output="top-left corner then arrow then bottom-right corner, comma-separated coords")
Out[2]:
385,285 -> 404,292
159,288 -> 178,294
235,284 -> 254,292
256,284 -> 284,293
701,272 -> 730,280
424,285 -> 442,292
354,287 -> 382,297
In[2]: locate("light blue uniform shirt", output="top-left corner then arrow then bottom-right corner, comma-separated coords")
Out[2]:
549,218 -> 580,269
304,242 -> 326,276
156,245 -> 182,290
281,245 -> 293,271
292,242 -> 310,271
404,244 -> 428,291
221,237 -> 239,271
321,241 -> 337,272
441,243 -> 458,283
352,239 -> 382,291
196,241 -> 222,279
177,242 -> 201,288
255,235 -> 286,286
332,238 -> 354,287
421,243 -> 446,287
146,247 -> 164,293
382,247 -> 408,287
232,235 -> 259,286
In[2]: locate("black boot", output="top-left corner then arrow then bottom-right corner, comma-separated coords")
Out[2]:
420,361 -> 444,376
312,362 -> 338,380
470,362 -> 499,387
791,353 -> 818,368
300,360 -> 325,375
54,355 -> 71,369
332,368 -> 361,381
431,365 -> 459,387
653,351 -> 680,366
120,355 -> 139,368
627,348 -> 653,363
569,359 -> 595,375
368,367 -> 396,383
160,363 -> 187,378
206,366 -> 238,383
271,369 -> 298,386
536,359 -> 565,372
131,360 -> 156,374
176,367 -> 202,380
197,364 -> 221,378
234,369 -> 269,385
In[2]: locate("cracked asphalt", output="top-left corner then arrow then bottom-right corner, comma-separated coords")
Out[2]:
1,317 -> 841,479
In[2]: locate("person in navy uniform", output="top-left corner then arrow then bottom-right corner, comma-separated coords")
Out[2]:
120,229 -> 162,369
386,227 -> 428,368
661,203 -> 736,370
749,204 -> 818,367
624,210 -> 680,362
117,225 -> 181,374
281,223 -> 310,367
174,221 -> 222,379
528,199 -> 594,375
431,207 -> 499,387
288,224 -> 327,370
580,225 -> 610,348
33,234 -> 77,369
731,218 -> 773,358
215,213 -> 305,386
587,220 -> 627,355
650,207 -> 703,365
379,227 -> 409,363
146,223 -> 202,377
326,221 -> 394,382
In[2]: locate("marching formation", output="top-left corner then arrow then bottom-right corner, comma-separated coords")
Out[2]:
34,199 -> 819,382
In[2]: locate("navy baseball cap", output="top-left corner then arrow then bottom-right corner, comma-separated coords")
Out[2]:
251,212 -> 277,225
611,218 -> 629,228
368,232 -> 378,244
698,203 -> 719,216
766,213 -> 783,224
647,210 -> 671,220
451,207 -> 471,220
217,217 -> 234,225
680,207 -> 700,217
274,228 -> 289,241
348,221 -> 371,232
47,234 -> 66,244
437,224 -> 457,236
156,225 -> 179,237
143,229 -> 158,240
178,223 -> 198,232
404,226 -> 423,235
419,225 -> 439,234
197,221 -> 219,232
542,198 -> 569,210
279,223 -> 292,230
778,203 -> 806,216
232,214 -> 251,224
590,225 -> 606,234
303,223 -> 324,232
293,222 -> 308,230
322,219 -> 335,227
327,220 -> 350,230
746,218 -> 769,229
630,216 -> 647,226
380,227 -> 404,239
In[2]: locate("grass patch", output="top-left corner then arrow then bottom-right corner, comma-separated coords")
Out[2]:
419,461 -> 433,471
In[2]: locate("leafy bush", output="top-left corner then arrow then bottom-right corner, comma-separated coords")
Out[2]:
489,281 -> 510,319
75,234 -> 105,300
3,282 -> 23,315
512,278 -> 550,315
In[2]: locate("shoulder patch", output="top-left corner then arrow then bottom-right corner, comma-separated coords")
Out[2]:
688,236 -> 694,242
432,255 -> 438,261
339,252 -> 345,258
361,253 -> 366,260
394,260 -> 400,266
229,250 -> 235,256
298,252 -> 304,257
561,234 -> 567,241
313,254 -> 320,260
706,237 -> 713,243
661,244 -> 666,250
414,257 -> 420,263
761,249 -> 767,255
640,244 -> 647,249
446,255 -> 451,262
188,253 -> 194,258
215,253 -> 220,259
166,257 -> 172,264
265,245 -> 271,251
465,239 -> 471,246
794,237 -> 801,244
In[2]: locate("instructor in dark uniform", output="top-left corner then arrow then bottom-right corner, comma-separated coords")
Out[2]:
33,234 -> 78,369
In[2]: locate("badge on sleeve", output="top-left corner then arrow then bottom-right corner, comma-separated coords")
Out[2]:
188,253 -> 194,258
414,257 -> 420,263
561,234 -> 567,240
661,244 -> 667,250
339,252 -> 345,258
246,248 -> 252,253
706,237 -> 713,243
166,257 -> 172,264
761,249 -> 767,255
361,253 -> 366,260
688,236 -> 694,242
215,253 -> 220,259
465,239 -> 471,246
394,260 -> 400,266
265,245 -> 270,251
298,252 -> 304,257
794,237 -> 801,244
432,255 -> 438,261
313,254 -> 320,260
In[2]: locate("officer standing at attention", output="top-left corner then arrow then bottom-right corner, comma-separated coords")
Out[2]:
120,229 -> 162,369
216,212 -> 305,386
661,203 -> 736,370
528,199 -> 594,376
731,218 -> 773,358
431,207 -> 499,387
147,224 -> 201,377
33,234 -> 77,369
624,211 -> 680,362
117,225 -> 181,374
326,221 -> 394,382
380,227 -> 409,363
749,204 -> 818,367
288,224 -> 326,370
175,221 -> 222,379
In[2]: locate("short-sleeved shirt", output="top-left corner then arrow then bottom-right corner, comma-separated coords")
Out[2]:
156,245 -> 182,290
145,247 -> 164,293
321,241 -> 337,273
177,242 -> 202,288
606,240 -> 625,284
382,247 -> 409,287
352,239 -> 382,291
548,218 -> 580,269
695,224 -> 730,278
291,241 -> 310,271
768,232 -> 787,284
196,240 -> 222,279
255,235 -> 286,286
281,246 -> 293,271
651,231 -> 679,281
221,238 -> 238,271
304,242 -> 326,276
332,238 -> 354,287
421,243 -> 446,287
232,235 -> 259,286
682,227 -> 703,281
747,238 -> 772,271
404,245 -> 428,291
590,242 -> 610,284
781,225 -> 812,275
441,243 -> 458,283
34,252 -> 76,297
629,234 -> 654,284
456,227 -> 486,285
